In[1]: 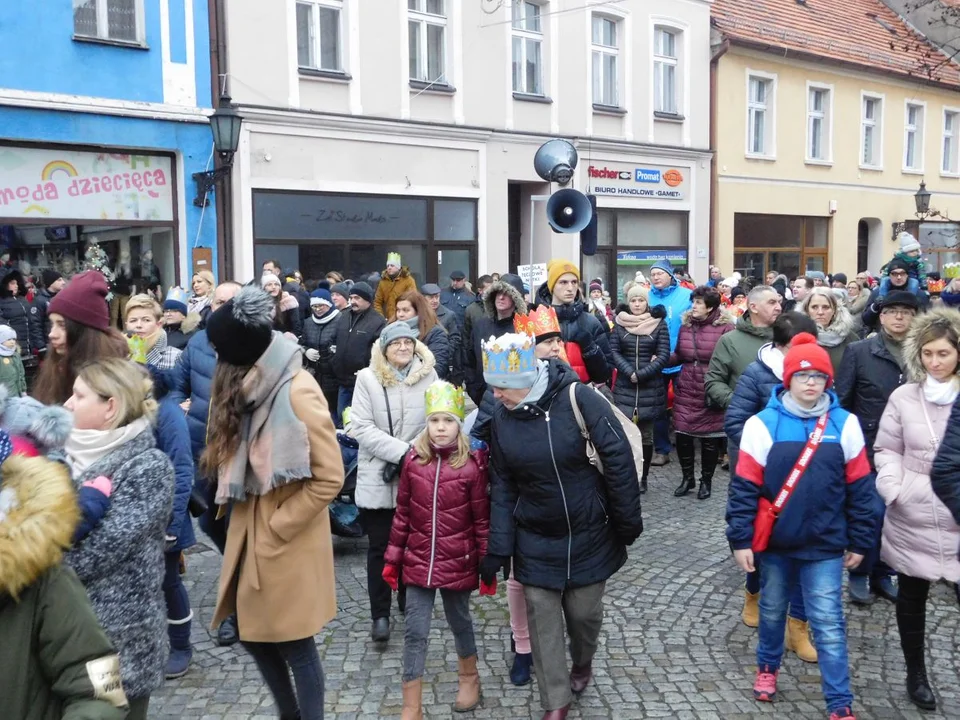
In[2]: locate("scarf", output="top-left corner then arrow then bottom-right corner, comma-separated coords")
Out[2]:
188,294 -> 211,315
923,375 -> 960,405
509,360 -> 551,411
616,310 -> 661,336
781,392 -> 831,419
65,417 -> 151,478
311,307 -> 339,325
881,330 -> 905,369
817,325 -> 847,348
142,328 -> 163,355
215,334 -> 312,504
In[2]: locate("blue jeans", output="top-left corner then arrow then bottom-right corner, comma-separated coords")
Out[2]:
336,386 -> 354,429
654,374 -> 674,455
745,559 -> 806,621
243,638 -> 325,720
758,554 -> 853,713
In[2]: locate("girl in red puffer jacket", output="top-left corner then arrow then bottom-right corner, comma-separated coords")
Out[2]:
383,381 -> 491,720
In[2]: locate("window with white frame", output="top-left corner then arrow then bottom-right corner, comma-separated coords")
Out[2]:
943,110 -> 959,174
861,95 -> 883,167
904,103 -> 924,171
807,86 -> 830,161
654,28 -> 679,115
296,1 -> 343,72
408,0 -> 446,83
591,15 -> 619,107
747,74 -> 775,156
512,1 -> 543,95
73,0 -> 142,43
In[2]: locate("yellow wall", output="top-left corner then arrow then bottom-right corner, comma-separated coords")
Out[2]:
714,47 -> 960,275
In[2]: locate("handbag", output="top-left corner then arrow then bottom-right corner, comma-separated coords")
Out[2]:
752,413 -> 829,553
381,386 -> 402,484
568,383 -> 645,482
187,486 -> 209,518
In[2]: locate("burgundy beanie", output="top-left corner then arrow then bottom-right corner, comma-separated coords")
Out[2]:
47,271 -> 111,331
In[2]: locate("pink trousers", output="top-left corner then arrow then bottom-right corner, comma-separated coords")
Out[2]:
507,577 -> 531,654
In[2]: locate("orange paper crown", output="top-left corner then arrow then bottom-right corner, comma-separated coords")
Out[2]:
514,305 -> 562,341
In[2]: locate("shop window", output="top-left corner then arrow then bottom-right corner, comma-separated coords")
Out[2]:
591,15 -> 619,108
734,213 -> 829,280
74,0 -> 143,44
512,1 -> 543,96
434,200 -> 475,241
296,0 -> 343,73
408,0 -> 446,84
918,221 -> 960,275
654,27 -> 679,116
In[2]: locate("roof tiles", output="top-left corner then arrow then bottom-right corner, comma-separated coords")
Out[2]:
712,0 -> 960,87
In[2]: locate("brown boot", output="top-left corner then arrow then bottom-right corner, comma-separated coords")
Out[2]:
401,678 -> 422,720
453,655 -> 481,712
785,617 -> 818,663
742,588 -> 760,628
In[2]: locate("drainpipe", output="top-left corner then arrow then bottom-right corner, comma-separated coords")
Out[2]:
709,39 -> 729,271
208,0 -> 234,280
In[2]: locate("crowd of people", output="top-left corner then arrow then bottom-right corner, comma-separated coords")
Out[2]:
3,231 -> 960,720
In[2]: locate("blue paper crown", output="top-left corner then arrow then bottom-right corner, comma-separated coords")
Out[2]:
481,333 -> 538,389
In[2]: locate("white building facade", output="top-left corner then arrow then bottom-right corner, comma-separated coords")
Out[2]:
224,0 -> 712,296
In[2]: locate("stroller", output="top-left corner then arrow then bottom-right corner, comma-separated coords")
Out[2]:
330,431 -> 364,538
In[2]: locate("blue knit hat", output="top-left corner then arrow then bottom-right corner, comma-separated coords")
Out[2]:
310,288 -> 333,307
163,286 -> 189,316
650,259 -> 677,280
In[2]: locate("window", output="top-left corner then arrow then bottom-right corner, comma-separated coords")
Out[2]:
296,1 -> 342,72
861,94 -> 884,168
807,85 -> 831,162
654,28 -> 678,115
943,110 -> 959,175
408,0 -> 446,83
73,0 -> 142,43
591,16 -> 619,107
904,102 -> 924,171
512,1 -> 543,95
747,74 -> 775,157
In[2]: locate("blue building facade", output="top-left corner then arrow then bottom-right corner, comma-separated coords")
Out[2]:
0,0 -> 218,317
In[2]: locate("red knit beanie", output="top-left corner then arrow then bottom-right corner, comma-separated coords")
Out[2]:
47,271 -> 111,332
783,332 -> 834,389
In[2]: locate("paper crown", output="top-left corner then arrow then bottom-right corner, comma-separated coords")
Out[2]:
165,286 -> 189,307
514,305 -> 562,341
481,333 -> 538,389
425,380 -> 466,421
127,334 -> 147,364
386,252 -> 402,266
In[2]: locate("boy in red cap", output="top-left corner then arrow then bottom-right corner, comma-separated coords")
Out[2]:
726,333 -> 875,720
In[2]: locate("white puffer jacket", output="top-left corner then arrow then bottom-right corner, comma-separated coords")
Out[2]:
351,340 -> 437,510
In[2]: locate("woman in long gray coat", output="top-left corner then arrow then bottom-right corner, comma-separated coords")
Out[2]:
350,321 -> 437,644
63,358 -> 175,720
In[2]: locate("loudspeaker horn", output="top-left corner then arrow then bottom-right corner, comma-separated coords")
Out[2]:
534,139 -> 579,186
546,189 -> 593,234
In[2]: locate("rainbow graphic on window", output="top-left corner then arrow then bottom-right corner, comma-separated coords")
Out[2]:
40,160 -> 79,181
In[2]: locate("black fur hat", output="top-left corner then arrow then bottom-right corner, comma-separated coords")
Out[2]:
206,285 -> 275,366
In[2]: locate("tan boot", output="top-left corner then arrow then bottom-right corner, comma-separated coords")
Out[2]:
401,678 -> 422,720
785,617 -> 818,663
742,589 -> 760,628
453,655 -> 481,712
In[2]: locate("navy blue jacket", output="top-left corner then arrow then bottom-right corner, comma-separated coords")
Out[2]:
931,398 -> 960,526
726,389 -> 876,560
73,485 -> 110,544
723,343 -> 781,449
152,370 -> 196,552
166,329 -> 217,461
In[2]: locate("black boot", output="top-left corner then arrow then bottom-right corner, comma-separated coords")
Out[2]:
697,438 -> 720,500
674,434 -> 696,497
899,604 -> 936,710
697,479 -> 712,500
640,445 -> 652,494
906,661 -> 936,710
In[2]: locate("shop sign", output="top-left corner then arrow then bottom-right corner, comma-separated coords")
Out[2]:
617,250 -> 688,266
587,163 -> 686,201
0,146 -> 173,221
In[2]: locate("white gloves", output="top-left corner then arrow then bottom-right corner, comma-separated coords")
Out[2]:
305,348 -> 320,362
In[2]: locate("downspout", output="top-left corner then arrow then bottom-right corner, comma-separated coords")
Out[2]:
709,39 -> 730,271
209,0 -> 234,280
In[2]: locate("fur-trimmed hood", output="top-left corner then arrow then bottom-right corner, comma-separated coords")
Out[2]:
847,290 -> 870,316
482,276 -> 528,320
680,306 -> 737,327
181,311 -> 203,334
369,339 -> 437,387
903,306 -> 960,383
814,302 -> 858,346
0,270 -> 26,299
381,266 -> 412,281
0,386 -> 72,455
0,455 -> 79,599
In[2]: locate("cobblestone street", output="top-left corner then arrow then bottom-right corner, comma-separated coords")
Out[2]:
151,464 -> 960,720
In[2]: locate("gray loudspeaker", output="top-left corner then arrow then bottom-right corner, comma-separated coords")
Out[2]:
534,139 -> 579,186
546,189 -> 594,234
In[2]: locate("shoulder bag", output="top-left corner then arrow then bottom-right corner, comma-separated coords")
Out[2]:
569,383 -> 645,482
752,413 -> 829,552
381,386 -> 403,484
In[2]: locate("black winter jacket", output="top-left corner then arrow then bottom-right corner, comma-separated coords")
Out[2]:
435,303 -> 462,385
834,332 -> 906,467
301,309 -> 341,399
931,398 -> 960,526
464,275 -> 527,404
422,323 -> 450,381
609,318 -> 670,422
488,360 -> 643,590
32,288 -> 56,341
0,271 -> 44,354
332,307 -> 386,389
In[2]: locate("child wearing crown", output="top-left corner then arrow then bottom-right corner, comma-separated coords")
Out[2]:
382,380 -> 493,719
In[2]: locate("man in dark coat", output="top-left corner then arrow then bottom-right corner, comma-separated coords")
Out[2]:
463,274 -> 493,348
423,283 -> 463,386
300,289 -> 341,416
835,290 -> 918,605
32,269 -> 64,341
0,269 -> 45,358
464,274 -> 527,405
331,281 -> 386,422
439,270 -> 475,327
861,258 -> 930,330
482,349 -> 642,718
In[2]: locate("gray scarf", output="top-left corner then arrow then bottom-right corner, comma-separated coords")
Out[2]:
510,360 -> 551,411
781,391 -> 831,419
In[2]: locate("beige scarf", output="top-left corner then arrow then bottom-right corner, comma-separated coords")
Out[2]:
65,417 -> 152,478
616,310 -> 661,336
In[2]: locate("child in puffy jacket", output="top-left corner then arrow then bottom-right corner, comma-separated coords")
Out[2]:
880,232 -> 927,295
0,324 -> 25,396
383,380 -> 491,720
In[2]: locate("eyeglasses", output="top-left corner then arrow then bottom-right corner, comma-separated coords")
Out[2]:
390,338 -> 415,348
881,307 -> 916,318
793,371 -> 830,385
889,270 -> 908,278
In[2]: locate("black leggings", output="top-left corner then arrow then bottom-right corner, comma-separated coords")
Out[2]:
896,573 -> 960,665
675,434 -> 721,479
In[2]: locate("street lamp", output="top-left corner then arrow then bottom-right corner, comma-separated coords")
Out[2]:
193,95 -> 243,207
915,181 -> 931,216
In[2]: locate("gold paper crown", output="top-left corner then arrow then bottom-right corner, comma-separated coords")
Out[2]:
425,381 -> 466,421
514,305 -> 562,341
387,252 -> 402,266
481,333 -> 538,388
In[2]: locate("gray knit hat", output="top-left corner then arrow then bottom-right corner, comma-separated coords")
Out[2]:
380,320 -> 419,350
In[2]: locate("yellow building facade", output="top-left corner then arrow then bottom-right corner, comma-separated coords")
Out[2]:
712,46 -> 960,280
